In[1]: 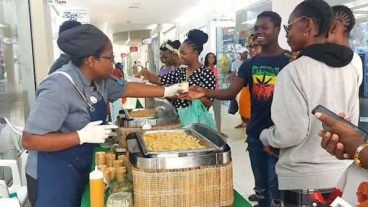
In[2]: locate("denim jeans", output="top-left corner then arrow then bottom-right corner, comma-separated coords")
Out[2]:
247,135 -> 279,207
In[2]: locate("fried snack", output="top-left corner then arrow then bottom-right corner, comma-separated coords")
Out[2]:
116,167 -> 127,183
105,152 -> 115,167
95,152 -> 106,165
143,131 -> 206,151
97,165 -> 107,172
103,169 -> 112,181
113,160 -> 124,168
106,167 -> 116,180
128,109 -> 155,118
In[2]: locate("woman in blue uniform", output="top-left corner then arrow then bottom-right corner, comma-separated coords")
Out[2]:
22,24 -> 182,207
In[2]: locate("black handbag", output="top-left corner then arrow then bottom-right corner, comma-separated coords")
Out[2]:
228,98 -> 239,114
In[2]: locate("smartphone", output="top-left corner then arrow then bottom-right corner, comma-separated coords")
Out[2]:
312,105 -> 368,141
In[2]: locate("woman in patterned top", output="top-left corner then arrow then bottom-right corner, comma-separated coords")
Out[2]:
139,29 -> 215,109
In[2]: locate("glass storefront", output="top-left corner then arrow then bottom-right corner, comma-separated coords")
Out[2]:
0,0 -> 36,125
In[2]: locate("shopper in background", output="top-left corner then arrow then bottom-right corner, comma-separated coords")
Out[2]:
231,51 -> 248,78
158,40 -> 181,77
248,34 -> 262,58
184,11 -> 288,207
48,20 -> 82,74
112,62 -> 124,79
132,60 -> 142,76
23,24 -> 186,207
231,50 -> 251,129
328,5 -> 362,84
138,29 -> 215,110
259,0 -> 360,205
318,6 -> 365,205
204,52 -> 221,131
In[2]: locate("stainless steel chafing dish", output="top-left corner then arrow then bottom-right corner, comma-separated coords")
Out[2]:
127,123 -> 231,170
119,98 -> 179,127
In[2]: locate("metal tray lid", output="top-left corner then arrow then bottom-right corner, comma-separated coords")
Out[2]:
125,108 -> 156,120
129,124 -> 227,158
187,123 -> 227,150
127,135 -> 232,170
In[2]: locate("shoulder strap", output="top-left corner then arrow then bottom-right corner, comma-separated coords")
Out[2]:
53,71 -> 76,86
41,71 -> 95,111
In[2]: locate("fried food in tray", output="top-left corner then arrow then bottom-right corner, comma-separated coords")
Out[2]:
127,109 -> 155,118
143,131 -> 206,152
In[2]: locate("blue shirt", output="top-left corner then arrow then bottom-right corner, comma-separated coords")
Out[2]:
237,53 -> 289,137
25,62 -> 127,179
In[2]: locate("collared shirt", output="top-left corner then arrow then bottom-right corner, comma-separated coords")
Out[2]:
25,62 -> 127,179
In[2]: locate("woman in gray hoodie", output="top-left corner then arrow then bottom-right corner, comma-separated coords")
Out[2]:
260,0 -> 360,205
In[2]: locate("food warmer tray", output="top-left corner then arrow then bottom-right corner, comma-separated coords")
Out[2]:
127,124 -> 231,169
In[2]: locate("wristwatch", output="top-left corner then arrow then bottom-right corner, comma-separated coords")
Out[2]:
354,143 -> 368,167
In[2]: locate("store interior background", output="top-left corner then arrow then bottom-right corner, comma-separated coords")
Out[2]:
0,0 -> 368,203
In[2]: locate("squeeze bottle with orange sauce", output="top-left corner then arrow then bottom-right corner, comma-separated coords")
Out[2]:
90,166 -> 104,207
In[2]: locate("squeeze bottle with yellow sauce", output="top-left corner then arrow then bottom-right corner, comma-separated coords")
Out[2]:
90,166 -> 104,207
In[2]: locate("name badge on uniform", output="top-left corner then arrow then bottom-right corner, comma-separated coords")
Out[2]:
90,96 -> 98,104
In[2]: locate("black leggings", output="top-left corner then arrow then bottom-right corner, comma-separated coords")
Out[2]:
26,174 -> 37,207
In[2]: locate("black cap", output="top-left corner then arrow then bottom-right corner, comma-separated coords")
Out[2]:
57,24 -> 109,57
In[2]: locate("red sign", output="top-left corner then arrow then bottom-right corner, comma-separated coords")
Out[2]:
130,46 -> 138,52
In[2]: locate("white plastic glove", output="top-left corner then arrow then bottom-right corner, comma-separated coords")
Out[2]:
77,121 -> 118,144
164,82 -> 189,97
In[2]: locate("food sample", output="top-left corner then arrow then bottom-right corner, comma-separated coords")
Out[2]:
106,167 -> 116,180
128,109 -> 155,118
97,165 -> 107,172
113,160 -> 124,168
178,82 -> 189,93
143,131 -> 206,151
103,169 -> 112,181
116,167 -> 127,183
95,152 -> 106,165
105,152 -> 115,167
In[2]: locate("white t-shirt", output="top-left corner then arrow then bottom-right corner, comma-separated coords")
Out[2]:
231,59 -> 244,74
351,52 -> 363,86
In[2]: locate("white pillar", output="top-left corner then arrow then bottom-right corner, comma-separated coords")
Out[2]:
29,0 -> 54,85
16,0 -> 37,111
207,21 -> 217,55
272,0 -> 303,50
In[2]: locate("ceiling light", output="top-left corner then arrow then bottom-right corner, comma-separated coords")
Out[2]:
175,1 -> 206,24
151,33 -> 158,39
123,39 -> 130,46
162,24 -> 175,33
147,24 -> 158,30
355,13 -> 368,19
124,32 -> 131,46
241,19 -> 256,25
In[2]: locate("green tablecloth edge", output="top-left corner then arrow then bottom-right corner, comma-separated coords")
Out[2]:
80,146 -> 108,207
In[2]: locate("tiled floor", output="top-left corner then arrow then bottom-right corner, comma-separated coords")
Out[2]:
216,104 -> 256,205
